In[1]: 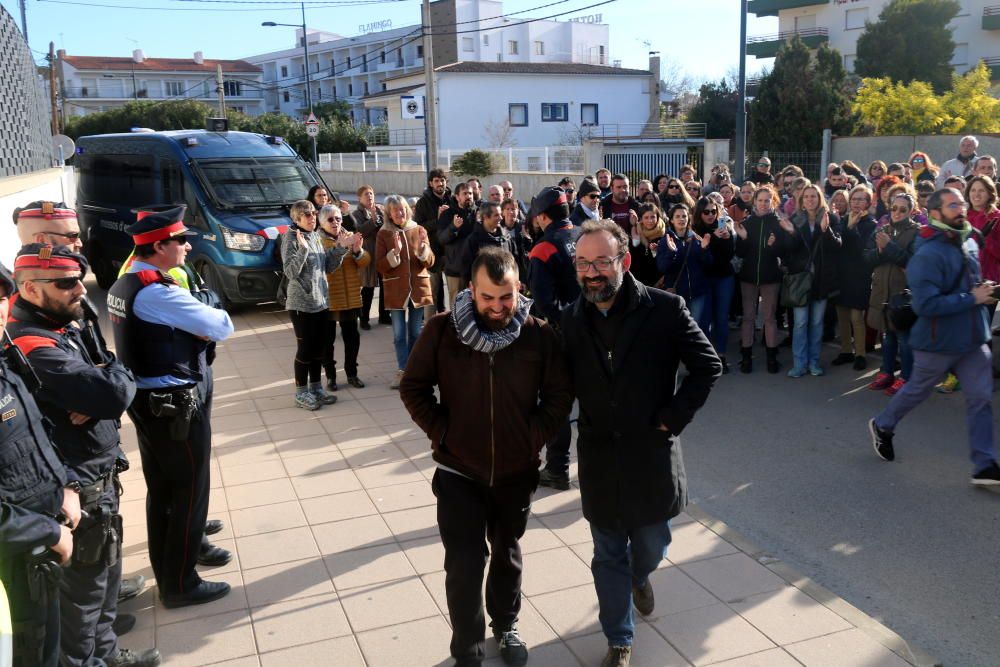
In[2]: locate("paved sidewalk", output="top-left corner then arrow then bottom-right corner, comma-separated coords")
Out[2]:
115,306 -> 937,667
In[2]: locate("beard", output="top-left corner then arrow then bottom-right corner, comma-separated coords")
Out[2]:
579,273 -> 622,304
40,291 -> 83,325
474,307 -> 514,331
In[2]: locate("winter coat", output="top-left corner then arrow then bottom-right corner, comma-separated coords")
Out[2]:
834,213 -> 877,310
936,155 -> 977,187
735,212 -> 786,285
784,211 -> 843,302
907,226 -> 990,354
375,220 -> 436,310
560,274 -> 721,530
863,216 -> 920,331
349,205 -> 385,288
412,186 -> 451,272
436,204 -> 478,277
630,236 -> 665,288
570,202 -> 598,226
460,223 -> 518,285
319,232 -> 371,312
969,208 -> 1000,283
656,228 -> 713,302
281,225 -> 347,313
694,223 -> 736,279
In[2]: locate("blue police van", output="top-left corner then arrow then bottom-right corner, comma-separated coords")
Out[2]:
75,129 -> 325,306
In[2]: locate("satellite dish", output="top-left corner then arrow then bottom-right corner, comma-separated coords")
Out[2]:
52,134 -> 76,164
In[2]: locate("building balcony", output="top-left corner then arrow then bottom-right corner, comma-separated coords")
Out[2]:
746,28 -> 829,59
984,6 -> 1000,30
62,86 -> 264,100
748,0 -> 827,18
985,57 -> 1000,80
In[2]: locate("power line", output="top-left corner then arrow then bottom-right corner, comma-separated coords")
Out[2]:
427,0 -> 618,36
38,0 -> 407,10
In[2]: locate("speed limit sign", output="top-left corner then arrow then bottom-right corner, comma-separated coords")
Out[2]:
306,123 -> 319,137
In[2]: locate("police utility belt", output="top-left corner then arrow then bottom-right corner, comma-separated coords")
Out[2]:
72,464 -> 127,568
146,385 -> 200,441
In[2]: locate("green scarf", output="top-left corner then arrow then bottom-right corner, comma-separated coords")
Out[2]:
928,217 -> 972,244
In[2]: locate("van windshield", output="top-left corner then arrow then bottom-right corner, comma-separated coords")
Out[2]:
194,157 -> 316,208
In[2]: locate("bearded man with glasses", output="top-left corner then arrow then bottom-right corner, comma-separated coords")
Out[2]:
561,219 -> 721,667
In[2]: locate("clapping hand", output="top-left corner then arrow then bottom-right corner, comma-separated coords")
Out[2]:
700,234 -> 711,249
665,234 -> 677,252
778,217 -> 794,234
438,204 -> 450,217
767,233 -> 776,247
295,230 -> 307,249
875,230 -> 890,251
819,210 -> 830,233
352,232 -> 364,253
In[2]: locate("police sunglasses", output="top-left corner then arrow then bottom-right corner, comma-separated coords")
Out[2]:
30,275 -> 83,289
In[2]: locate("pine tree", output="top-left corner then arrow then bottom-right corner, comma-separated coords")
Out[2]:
854,0 -> 960,94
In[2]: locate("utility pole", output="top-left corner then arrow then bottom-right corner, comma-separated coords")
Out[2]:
18,0 -> 28,44
734,0 -> 748,183
131,61 -> 138,100
216,64 -> 226,116
301,2 -> 317,165
48,42 -> 59,135
421,0 -> 438,170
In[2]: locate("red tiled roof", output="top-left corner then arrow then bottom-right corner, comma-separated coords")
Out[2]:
61,55 -> 261,74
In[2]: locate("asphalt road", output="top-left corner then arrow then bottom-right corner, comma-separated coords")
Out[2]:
681,339 -> 1000,667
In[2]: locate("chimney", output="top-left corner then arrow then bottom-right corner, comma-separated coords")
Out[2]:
648,51 -> 661,122
193,51 -> 204,65
132,49 -> 145,64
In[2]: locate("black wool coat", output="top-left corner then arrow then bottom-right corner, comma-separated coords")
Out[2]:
561,274 -> 721,530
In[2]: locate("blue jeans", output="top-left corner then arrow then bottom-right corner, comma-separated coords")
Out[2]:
792,298 -> 827,369
590,521 -> 672,646
698,275 -> 736,355
687,295 -> 706,325
875,345 -> 996,473
390,302 -> 424,370
881,329 -> 913,380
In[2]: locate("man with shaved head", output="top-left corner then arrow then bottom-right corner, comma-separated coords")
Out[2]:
13,201 -> 83,253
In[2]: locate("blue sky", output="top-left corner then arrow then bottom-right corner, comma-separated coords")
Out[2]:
7,0 -> 777,85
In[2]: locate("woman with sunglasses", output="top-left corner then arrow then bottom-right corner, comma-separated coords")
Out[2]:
656,204 -> 713,322
782,184 -> 842,378
693,197 -> 737,372
282,200 -> 349,410
684,180 -> 703,201
658,177 -> 695,210
734,185 -> 788,373
832,185 -> 877,371
376,195 -> 435,389
864,193 -> 921,395
908,151 -> 939,184
867,161 -> 887,191
318,204 -> 369,391
630,202 -> 667,287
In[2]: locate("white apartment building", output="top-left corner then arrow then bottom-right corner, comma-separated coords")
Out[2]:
57,51 -> 265,118
746,0 -> 1000,80
244,0 -> 609,125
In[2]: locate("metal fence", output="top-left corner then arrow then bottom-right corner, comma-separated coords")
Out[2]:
604,149 -> 702,184
320,146 -> 584,174
0,6 -> 55,177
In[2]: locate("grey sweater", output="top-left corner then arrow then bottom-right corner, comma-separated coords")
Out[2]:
281,226 -> 347,313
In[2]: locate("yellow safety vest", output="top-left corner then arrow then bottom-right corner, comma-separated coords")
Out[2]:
117,252 -> 190,289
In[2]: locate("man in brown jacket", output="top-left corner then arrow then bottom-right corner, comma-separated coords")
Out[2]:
400,247 -> 573,667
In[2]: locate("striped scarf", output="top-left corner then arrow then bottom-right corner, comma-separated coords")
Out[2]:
450,288 -> 533,354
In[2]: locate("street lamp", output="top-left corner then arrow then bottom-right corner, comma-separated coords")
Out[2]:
262,2 -> 317,164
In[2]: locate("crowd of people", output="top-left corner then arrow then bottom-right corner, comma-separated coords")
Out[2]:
0,132 -> 997,667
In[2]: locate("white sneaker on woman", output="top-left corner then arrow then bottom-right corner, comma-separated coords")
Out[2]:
390,370 -> 404,390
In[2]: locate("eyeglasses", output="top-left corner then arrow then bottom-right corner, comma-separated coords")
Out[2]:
890,206 -> 911,213
912,158 -> 925,164
326,216 -> 342,222
301,211 -> 316,217
685,185 -> 699,191
667,184 -> 680,191
44,230 -> 82,240
584,194 -> 600,200
566,189 -> 575,195
757,163 -> 770,167
574,253 -> 624,272
702,209 -> 718,216
30,275 -> 83,289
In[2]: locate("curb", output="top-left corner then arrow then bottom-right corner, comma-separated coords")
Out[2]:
684,504 -> 942,667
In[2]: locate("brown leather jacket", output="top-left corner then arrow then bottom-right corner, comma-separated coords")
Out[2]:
399,310 -> 573,486
375,220 -> 435,309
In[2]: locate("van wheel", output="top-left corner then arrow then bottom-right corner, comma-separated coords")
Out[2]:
92,247 -> 117,290
197,261 -> 230,310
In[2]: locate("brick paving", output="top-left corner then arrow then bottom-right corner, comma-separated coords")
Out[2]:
114,305 -> 935,666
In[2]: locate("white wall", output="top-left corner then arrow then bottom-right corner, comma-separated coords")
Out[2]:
0,168 -> 76,268
435,72 -> 651,150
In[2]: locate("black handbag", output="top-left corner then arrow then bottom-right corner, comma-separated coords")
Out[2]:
780,231 -> 821,308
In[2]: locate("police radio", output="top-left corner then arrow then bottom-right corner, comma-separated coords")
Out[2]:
2,329 -> 42,394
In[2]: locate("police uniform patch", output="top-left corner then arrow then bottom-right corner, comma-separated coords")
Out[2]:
1,409 -> 15,422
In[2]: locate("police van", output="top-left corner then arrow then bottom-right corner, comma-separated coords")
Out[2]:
75,128 -> 325,307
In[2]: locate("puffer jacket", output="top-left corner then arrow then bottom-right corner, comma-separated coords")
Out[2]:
319,232 -> 371,312
863,216 -> 920,331
281,224 -> 347,313
907,226 -> 990,354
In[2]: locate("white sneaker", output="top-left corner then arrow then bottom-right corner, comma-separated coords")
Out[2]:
390,369 -> 404,390
294,392 -> 320,411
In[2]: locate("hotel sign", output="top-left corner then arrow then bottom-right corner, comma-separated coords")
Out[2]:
359,19 -> 393,34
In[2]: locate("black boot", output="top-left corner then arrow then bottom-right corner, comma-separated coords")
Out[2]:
766,346 -> 781,374
740,347 -> 752,374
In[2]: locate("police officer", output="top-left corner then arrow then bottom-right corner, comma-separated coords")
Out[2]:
7,246 -> 161,667
107,207 -> 235,609
0,263 -> 76,667
526,187 -> 580,491
12,203 -> 148,612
